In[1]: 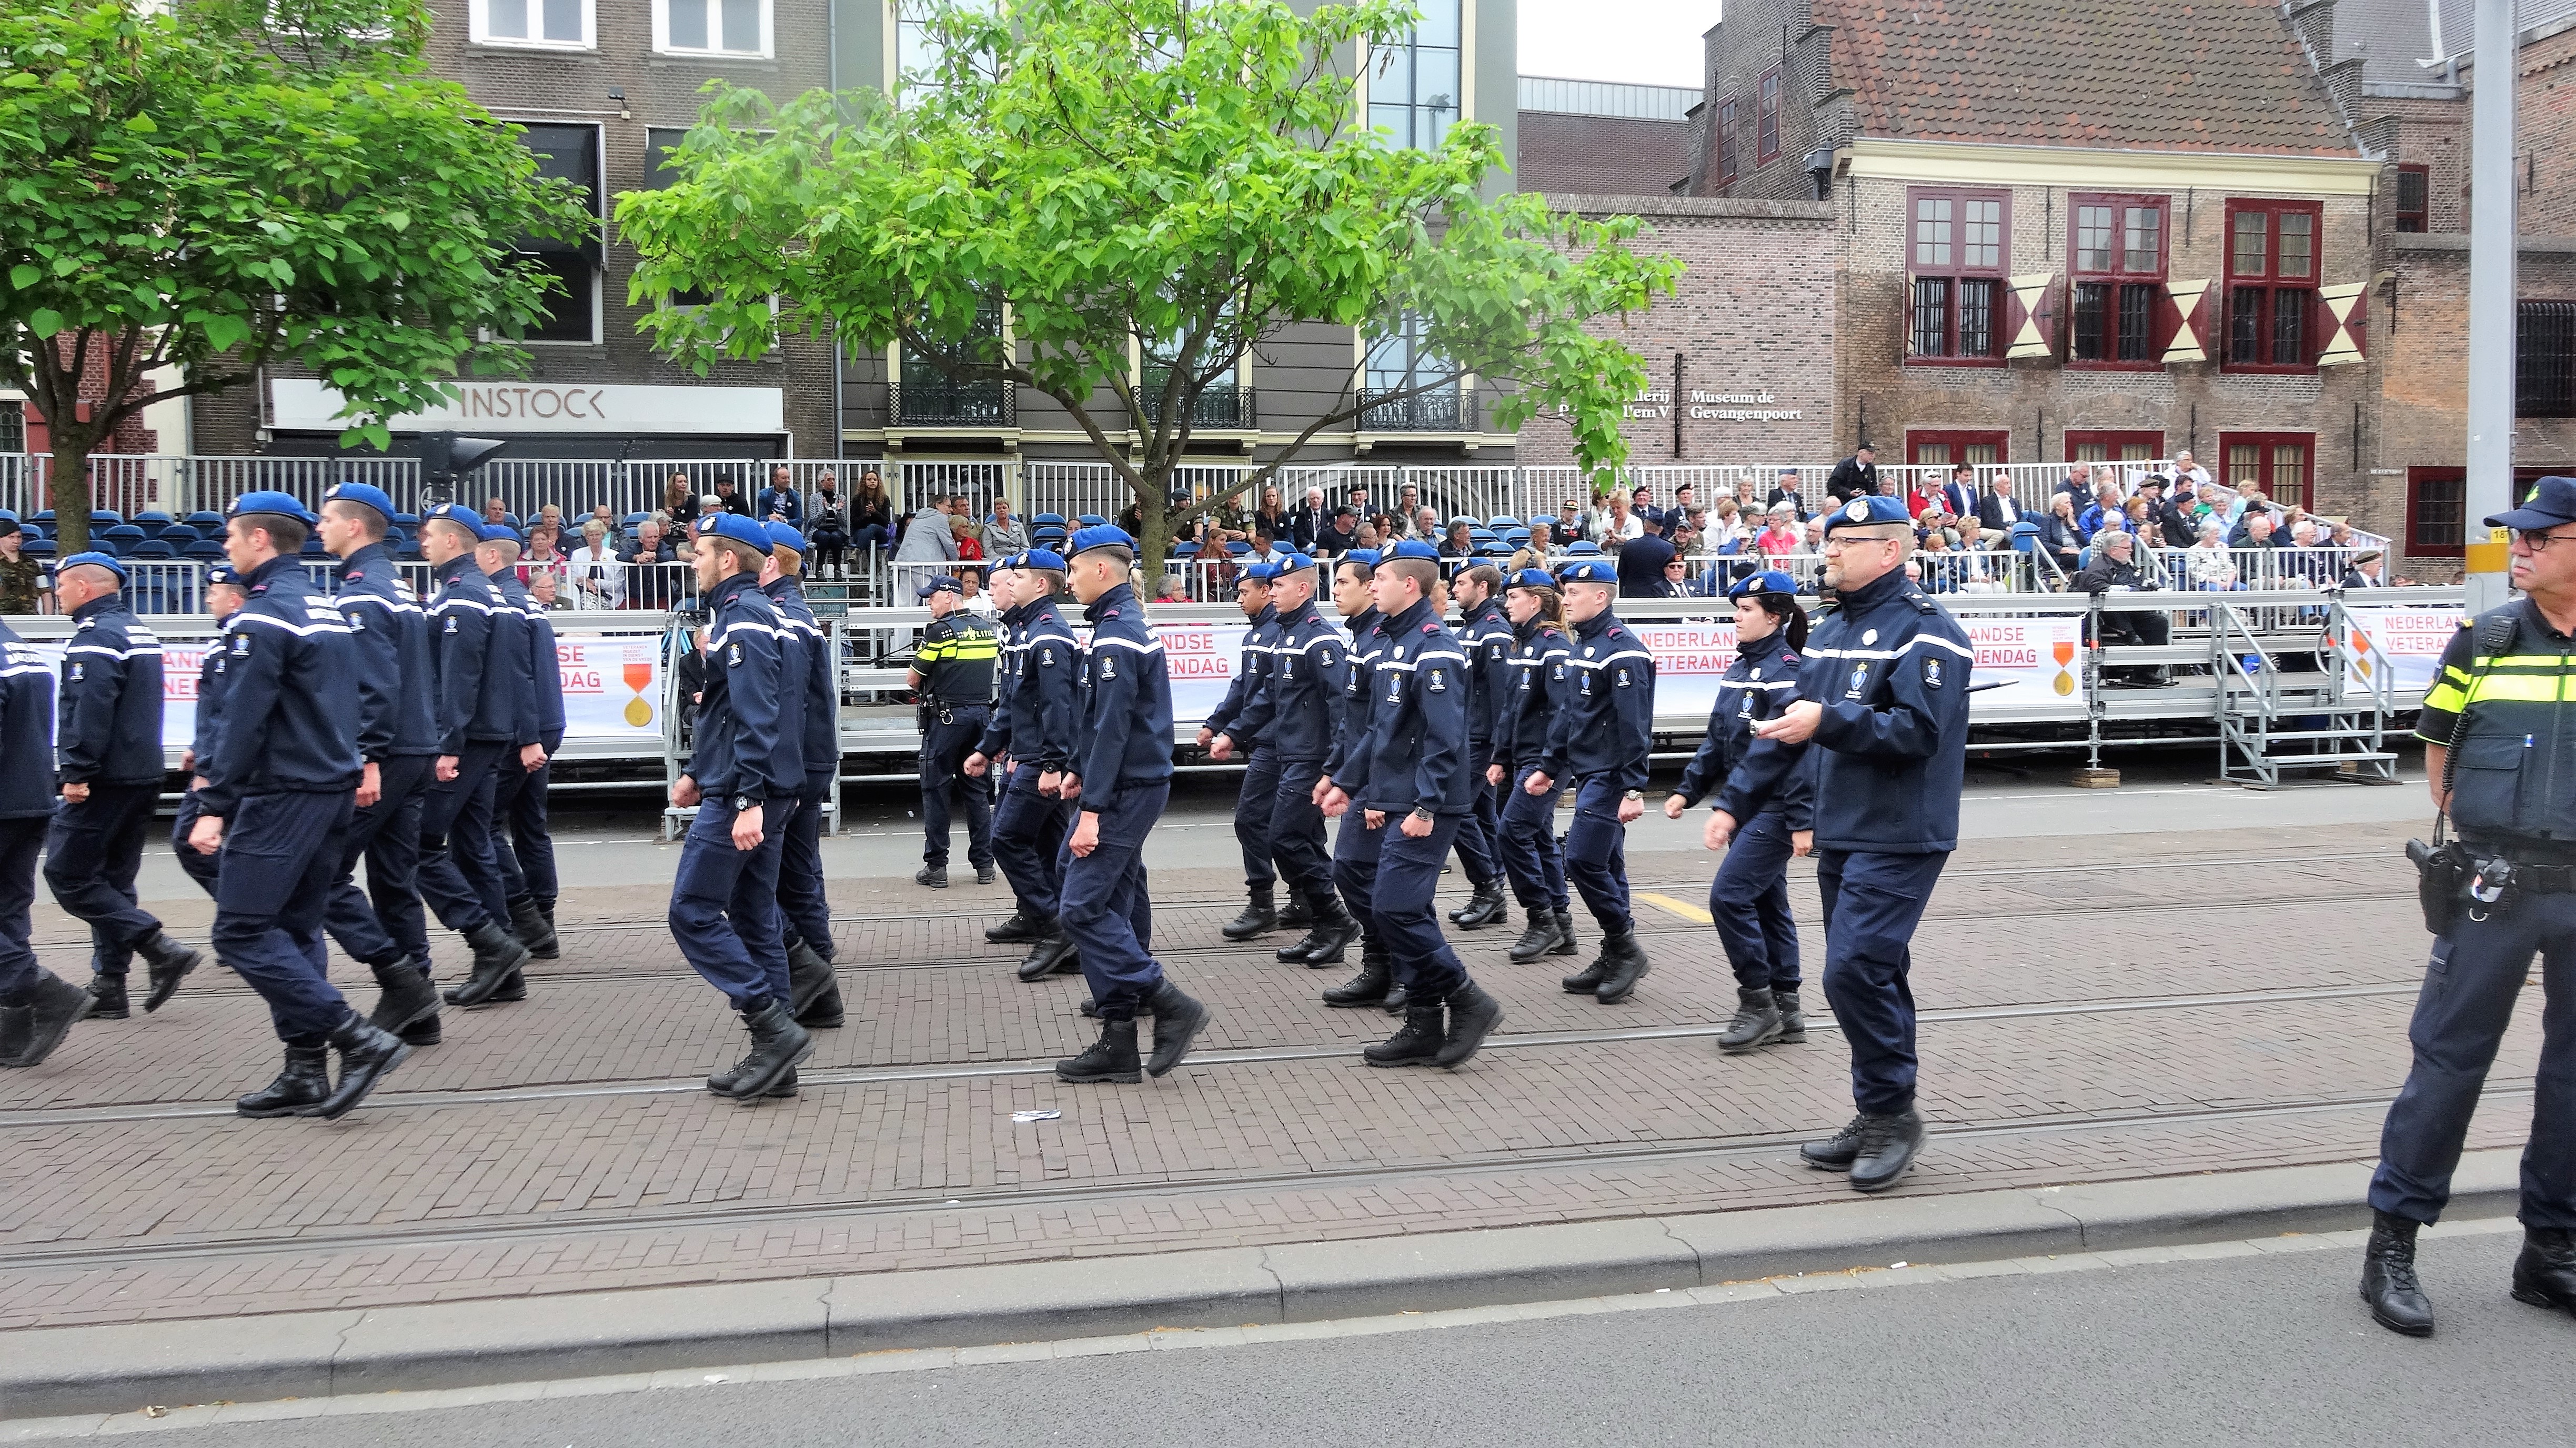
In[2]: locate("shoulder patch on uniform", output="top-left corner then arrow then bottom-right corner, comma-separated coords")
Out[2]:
1607,627 -> 1625,640
346,570 -> 365,581
1909,595 -> 1938,615
1921,656 -> 1946,689
1426,667 -> 1446,691
1422,623 -> 1437,634
1039,648 -> 1055,666
444,616 -> 459,634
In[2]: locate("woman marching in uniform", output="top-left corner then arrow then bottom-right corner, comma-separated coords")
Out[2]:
1664,570 -> 1814,1053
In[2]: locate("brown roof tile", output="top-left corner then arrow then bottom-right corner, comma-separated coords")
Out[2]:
1816,0 -> 2363,155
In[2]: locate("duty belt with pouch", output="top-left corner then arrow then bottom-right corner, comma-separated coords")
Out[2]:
2407,608 -> 2522,934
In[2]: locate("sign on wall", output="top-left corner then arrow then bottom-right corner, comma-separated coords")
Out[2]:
269,379 -> 786,436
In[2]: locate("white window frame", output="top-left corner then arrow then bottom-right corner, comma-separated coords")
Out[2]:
470,0 -> 597,51
653,0 -> 776,59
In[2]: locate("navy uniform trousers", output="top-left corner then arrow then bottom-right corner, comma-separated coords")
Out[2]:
778,773 -> 836,961
2371,890 -> 2576,1229
170,792 -> 224,899
1448,779 -> 1502,887
1497,768 -> 1567,912
1367,813 -> 1471,1001
0,818 -> 43,1002
1060,782 -> 1164,1019
992,763 -> 1070,921
1330,802 -> 1387,964
1562,775 -> 1634,935
322,753 -> 432,970
668,798 -> 794,1010
1816,849 -> 1949,1116
1233,748 -> 1283,890
215,791 -> 359,1047
1710,810 -> 1802,993
415,742 -> 513,934
1267,759 -> 1335,908
44,782 -> 165,978
920,707 -> 995,870
491,760 -> 559,907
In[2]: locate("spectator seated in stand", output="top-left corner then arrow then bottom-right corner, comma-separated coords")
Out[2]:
2072,530 -> 2172,686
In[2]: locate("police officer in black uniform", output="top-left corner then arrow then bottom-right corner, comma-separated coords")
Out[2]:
481,528 -> 564,965
1200,565 -> 1286,939
1491,568 -> 1578,964
190,492 -> 410,1119
1525,557 -> 1657,1005
969,550 -> 1082,981
0,615 -> 87,1069
908,576 -> 999,889
170,564 -> 248,902
44,551 -> 201,1018
763,522 -> 847,1030
1317,550 -> 1402,1009
2361,475 -> 2576,1337
1221,555 -> 1362,968
315,484 -> 443,1045
1737,495 -> 1972,1193
1444,563 -> 1514,931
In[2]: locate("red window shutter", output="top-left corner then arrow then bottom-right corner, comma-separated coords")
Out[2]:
2316,281 -> 2366,366
2160,279 -> 2211,364
2006,273 -> 2059,360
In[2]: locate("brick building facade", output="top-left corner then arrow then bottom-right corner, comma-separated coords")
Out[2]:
1515,77 -> 1693,195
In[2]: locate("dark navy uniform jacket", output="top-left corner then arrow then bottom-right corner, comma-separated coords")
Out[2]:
767,577 -> 838,787
489,571 -> 559,753
1733,565 -> 1971,853
757,581 -> 809,785
1454,596 -> 1515,771
1201,604 -> 1277,751
1675,632 -> 1815,831
1538,608 -> 1656,790
687,571 -> 798,806
1330,597 -> 1476,817
198,555 -> 362,817
2416,599 -> 2576,853
1320,606 -> 1385,783
0,619 -> 58,819
1496,618 -> 1574,770
427,555 -> 518,752
56,592 -> 164,787
333,542 -> 438,761
1226,598 -> 1345,765
976,596 -> 1079,771
190,637 -> 229,775
1068,582 -> 1174,795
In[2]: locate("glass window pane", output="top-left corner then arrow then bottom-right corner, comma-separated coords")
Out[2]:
1959,277 -> 1997,357
2075,442 -> 2107,464
1964,199 -> 2000,269
720,0 -> 759,50
2271,445 -> 2307,506
2278,212 -> 2313,279
2117,282 -> 2155,363
2076,206 -> 2112,273
1912,276 -> 1950,356
1965,443 -> 2000,467
491,0 -> 529,38
2232,211 -> 2267,277
2124,207 -> 2161,274
522,255 -> 595,343
2271,287 -> 2308,365
2226,443 -> 2261,487
542,0 -> 581,41
1413,47 -> 1460,118
2072,281 -> 2108,360
669,0 -> 707,48
1413,0 -> 1460,50
2120,441 -> 2152,462
1376,44 -> 1413,105
1919,444 -> 1952,468
2229,287 -> 2262,363
1369,102 -> 1410,144
1914,197 -> 1951,268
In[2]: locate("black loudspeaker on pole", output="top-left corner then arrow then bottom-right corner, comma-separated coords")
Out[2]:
420,433 -> 509,508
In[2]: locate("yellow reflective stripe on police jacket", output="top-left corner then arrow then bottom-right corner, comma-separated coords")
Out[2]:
2428,657 -> 2576,709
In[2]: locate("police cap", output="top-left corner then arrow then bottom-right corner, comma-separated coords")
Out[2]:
915,575 -> 964,599
1825,495 -> 1913,536
320,482 -> 398,525
1726,568 -> 1800,601
2487,475 -> 2576,531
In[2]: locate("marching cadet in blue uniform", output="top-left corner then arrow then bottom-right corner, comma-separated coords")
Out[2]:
315,484 -> 444,1045
1666,570 -> 1815,1054
411,505 -> 535,1008
0,616 -> 88,1069
1525,558 -> 1657,1005
908,576 -> 999,889
1316,550 -> 1402,1008
2360,475 -> 2576,1338
1492,568 -> 1578,963
1444,564 -> 1514,931
668,512 -> 810,1102
45,551 -> 201,1019
968,550 -> 1082,982
762,522 -> 846,1029
190,492 -> 410,1119
170,564 -> 248,901
1052,525 -> 1213,1084
1318,541 -> 1504,1068
1220,555 -> 1362,968
481,527 -> 564,966
1199,567 -> 1290,939
1738,494 -> 1971,1193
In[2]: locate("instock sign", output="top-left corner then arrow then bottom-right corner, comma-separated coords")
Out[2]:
267,380 -> 785,436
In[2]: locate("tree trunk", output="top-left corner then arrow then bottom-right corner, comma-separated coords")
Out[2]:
48,438 -> 93,556
1138,481 -> 1169,597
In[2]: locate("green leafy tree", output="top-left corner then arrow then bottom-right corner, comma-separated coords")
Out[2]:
618,0 -> 1678,574
0,0 -> 591,553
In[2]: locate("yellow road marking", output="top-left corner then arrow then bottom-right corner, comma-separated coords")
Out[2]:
1633,891 -> 1712,924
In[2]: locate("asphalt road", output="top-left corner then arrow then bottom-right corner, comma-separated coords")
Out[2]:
47,1228 -> 2571,1448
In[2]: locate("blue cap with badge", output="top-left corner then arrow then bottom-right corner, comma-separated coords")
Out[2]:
1377,539 -> 1441,564
1242,558 -> 1284,582
1341,548 -> 1381,570
227,490 -> 320,526
1270,551 -> 1314,576
478,521 -> 524,546
56,550 -> 128,583
1727,568 -> 1800,600
1824,494 -> 1913,535
1066,523 -> 1136,558
915,575 -> 963,599
205,562 -> 243,588
1555,558 -> 1617,585
766,521 -> 807,555
320,482 -> 397,524
1015,548 -> 1068,572
419,502 -> 482,535
1504,567 -> 1558,592
2487,475 -> 2576,531
701,512 -> 771,552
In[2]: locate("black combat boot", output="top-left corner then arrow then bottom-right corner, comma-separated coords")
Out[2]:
1593,931 -> 1651,1004
1221,884 -> 1279,941
1717,987 -> 1784,1053
308,1015 -> 414,1120
1279,898 -> 1359,967
1447,877 -> 1508,930
137,931 -> 203,1013
1279,890 -> 1315,931
788,940 -> 846,1028
0,972 -> 91,1069
80,973 -> 130,1021
1057,1018 -> 1142,1083
1801,1114 -> 1866,1171
1381,978 -> 1411,1013
509,896 -> 560,961
914,864 -> 948,889
1549,907 -> 1579,957
366,960 -> 443,1043
713,999 -> 812,1102
1322,940 -> 1392,1007
2361,1210 -> 2436,1336
1144,981 -> 1210,1078
985,907 -> 1048,944
1017,928 -> 1080,981
1773,987 -> 1808,1042
442,920 -> 531,1008
1433,981 -> 1504,1069
1363,1002 -> 1446,1068
1506,906 -> 1564,963
1560,940 -> 1611,996
237,1045 -> 331,1118
2512,1227 -> 2576,1318
1848,1109 -> 1926,1193
974,861 -> 997,886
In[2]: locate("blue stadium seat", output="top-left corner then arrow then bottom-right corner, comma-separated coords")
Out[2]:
183,538 -> 226,560
622,511 -> 647,527
0,508 -> 14,524
126,538 -> 176,560
100,524 -> 147,545
90,509 -> 123,527
29,511 -> 54,525
23,539 -> 54,559
1487,515 -> 1520,529
1477,543 -> 1513,557
1171,542 -> 1201,558
1505,529 -> 1531,545
1075,514 -> 1109,528
1225,541 -> 1251,556
1565,541 -> 1603,556
184,511 -> 224,530
134,510 -> 176,532
1033,513 -> 1066,528
394,512 -> 421,528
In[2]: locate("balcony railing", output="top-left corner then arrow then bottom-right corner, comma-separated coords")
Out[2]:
1359,386 -> 1476,432
890,381 -> 1016,428
1138,385 -> 1258,430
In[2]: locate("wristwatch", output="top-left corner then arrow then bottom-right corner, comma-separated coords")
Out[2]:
1623,790 -> 1645,802
731,795 -> 760,812
1411,806 -> 1436,822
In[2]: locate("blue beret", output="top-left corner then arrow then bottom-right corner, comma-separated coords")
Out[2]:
1270,551 -> 1314,576
701,513 -> 771,552
1504,568 -> 1558,592
765,521 -> 807,555
1242,559 -> 1284,582
320,482 -> 397,524
1015,548 -> 1068,572
57,550 -> 127,583
1340,548 -> 1381,570
478,522 -> 524,546
418,502 -> 482,534
915,575 -> 963,599
227,490 -> 319,526
1825,495 -> 1914,534
1556,558 -> 1618,585
1727,569 -> 1800,601
1067,524 -> 1136,558
1378,539 -> 1441,564
205,562 -> 243,588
